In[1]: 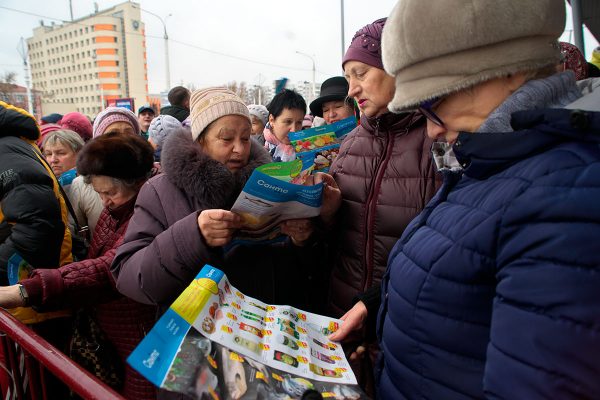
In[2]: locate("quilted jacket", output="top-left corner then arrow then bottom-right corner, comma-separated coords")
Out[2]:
21,196 -> 156,400
377,105 -> 600,399
328,112 -> 439,317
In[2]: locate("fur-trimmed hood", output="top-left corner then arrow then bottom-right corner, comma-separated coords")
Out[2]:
160,128 -> 272,209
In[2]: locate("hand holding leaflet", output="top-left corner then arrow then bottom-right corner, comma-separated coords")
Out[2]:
230,159 -> 323,245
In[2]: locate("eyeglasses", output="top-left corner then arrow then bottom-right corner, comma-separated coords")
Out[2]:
418,97 -> 445,128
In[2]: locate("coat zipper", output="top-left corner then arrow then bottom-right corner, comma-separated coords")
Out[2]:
362,120 -> 396,291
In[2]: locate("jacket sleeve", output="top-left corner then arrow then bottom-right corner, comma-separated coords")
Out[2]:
0,182 -> 65,284
70,176 -> 103,234
111,181 -> 221,307
20,242 -> 122,311
484,169 -> 600,399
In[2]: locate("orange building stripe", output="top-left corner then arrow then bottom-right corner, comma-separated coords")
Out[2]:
94,24 -> 116,31
96,48 -> 116,55
98,71 -> 118,78
95,36 -> 116,43
104,95 -> 120,100
101,83 -> 119,90
97,60 -> 117,67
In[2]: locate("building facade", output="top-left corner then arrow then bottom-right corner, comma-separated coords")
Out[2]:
27,1 -> 148,118
0,84 -> 42,120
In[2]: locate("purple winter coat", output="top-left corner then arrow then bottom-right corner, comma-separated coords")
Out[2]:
111,130 -> 329,315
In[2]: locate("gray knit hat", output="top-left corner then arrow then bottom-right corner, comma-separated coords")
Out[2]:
189,87 -> 250,141
247,104 -> 269,126
382,0 -> 566,112
148,115 -> 182,149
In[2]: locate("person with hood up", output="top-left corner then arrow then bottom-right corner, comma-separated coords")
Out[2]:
0,102 -> 73,285
332,0 -> 600,398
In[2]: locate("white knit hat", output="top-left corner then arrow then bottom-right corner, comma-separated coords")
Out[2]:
247,104 -> 269,126
148,115 -> 182,149
382,0 -> 565,112
189,87 -> 250,141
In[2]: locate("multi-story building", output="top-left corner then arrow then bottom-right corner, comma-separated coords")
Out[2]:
0,84 -> 42,120
293,80 -> 321,108
27,1 -> 148,117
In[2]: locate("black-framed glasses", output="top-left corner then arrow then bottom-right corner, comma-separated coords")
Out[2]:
418,97 -> 445,128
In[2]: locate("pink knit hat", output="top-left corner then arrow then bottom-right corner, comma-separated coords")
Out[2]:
37,123 -> 61,147
189,87 -> 250,141
60,112 -> 93,141
92,107 -> 140,138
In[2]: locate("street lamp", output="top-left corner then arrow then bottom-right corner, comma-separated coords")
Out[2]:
134,5 -> 172,91
296,51 -> 315,103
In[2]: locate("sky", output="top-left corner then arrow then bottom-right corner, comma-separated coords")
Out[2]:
0,0 -> 598,94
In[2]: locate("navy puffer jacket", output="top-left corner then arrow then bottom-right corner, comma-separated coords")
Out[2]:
377,107 -> 600,399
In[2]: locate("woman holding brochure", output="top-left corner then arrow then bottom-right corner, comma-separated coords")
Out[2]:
112,87 -> 341,317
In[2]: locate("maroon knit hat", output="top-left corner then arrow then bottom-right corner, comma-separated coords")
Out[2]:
342,18 -> 387,70
60,112 -> 93,142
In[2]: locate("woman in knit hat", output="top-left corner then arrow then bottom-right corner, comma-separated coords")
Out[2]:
0,132 -> 158,399
92,107 -> 140,137
112,87 -> 335,323
332,1 -> 600,398
247,104 -> 269,145
324,17 -> 439,393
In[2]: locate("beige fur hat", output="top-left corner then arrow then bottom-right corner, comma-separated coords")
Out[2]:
189,87 -> 250,141
382,0 -> 566,112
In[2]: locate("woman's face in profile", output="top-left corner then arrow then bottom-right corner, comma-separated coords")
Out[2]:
344,60 -> 395,119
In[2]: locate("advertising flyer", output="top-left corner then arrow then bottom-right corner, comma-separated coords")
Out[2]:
128,265 -> 366,399
230,159 -> 322,245
288,116 -> 357,173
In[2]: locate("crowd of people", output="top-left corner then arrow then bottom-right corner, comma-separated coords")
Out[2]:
1,0 -> 599,399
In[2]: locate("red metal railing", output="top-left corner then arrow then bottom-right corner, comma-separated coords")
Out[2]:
0,309 -> 125,400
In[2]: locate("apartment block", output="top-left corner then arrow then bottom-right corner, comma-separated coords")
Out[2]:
27,1 -> 148,117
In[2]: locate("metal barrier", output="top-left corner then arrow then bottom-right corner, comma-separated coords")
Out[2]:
0,309 -> 125,400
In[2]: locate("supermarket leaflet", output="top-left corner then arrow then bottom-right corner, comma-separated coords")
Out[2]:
128,265 -> 366,399
289,115 -> 357,173
229,159 -> 323,245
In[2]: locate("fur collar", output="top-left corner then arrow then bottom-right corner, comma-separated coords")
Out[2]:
161,129 -> 272,209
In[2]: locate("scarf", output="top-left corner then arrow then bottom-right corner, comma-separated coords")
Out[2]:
478,71 -> 583,133
263,127 -> 295,161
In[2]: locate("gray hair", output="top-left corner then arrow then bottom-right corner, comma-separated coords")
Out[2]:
42,129 -> 85,154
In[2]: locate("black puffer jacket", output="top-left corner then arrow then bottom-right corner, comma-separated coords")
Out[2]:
0,101 -> 72,285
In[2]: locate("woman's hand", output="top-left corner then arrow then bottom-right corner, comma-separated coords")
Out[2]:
281,219 -> 313,246
198,209 -> 242,247
329,301 -> 368,361
329,301 -> 367,342
0,285 -> 25,309
313,172 -> 341,226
